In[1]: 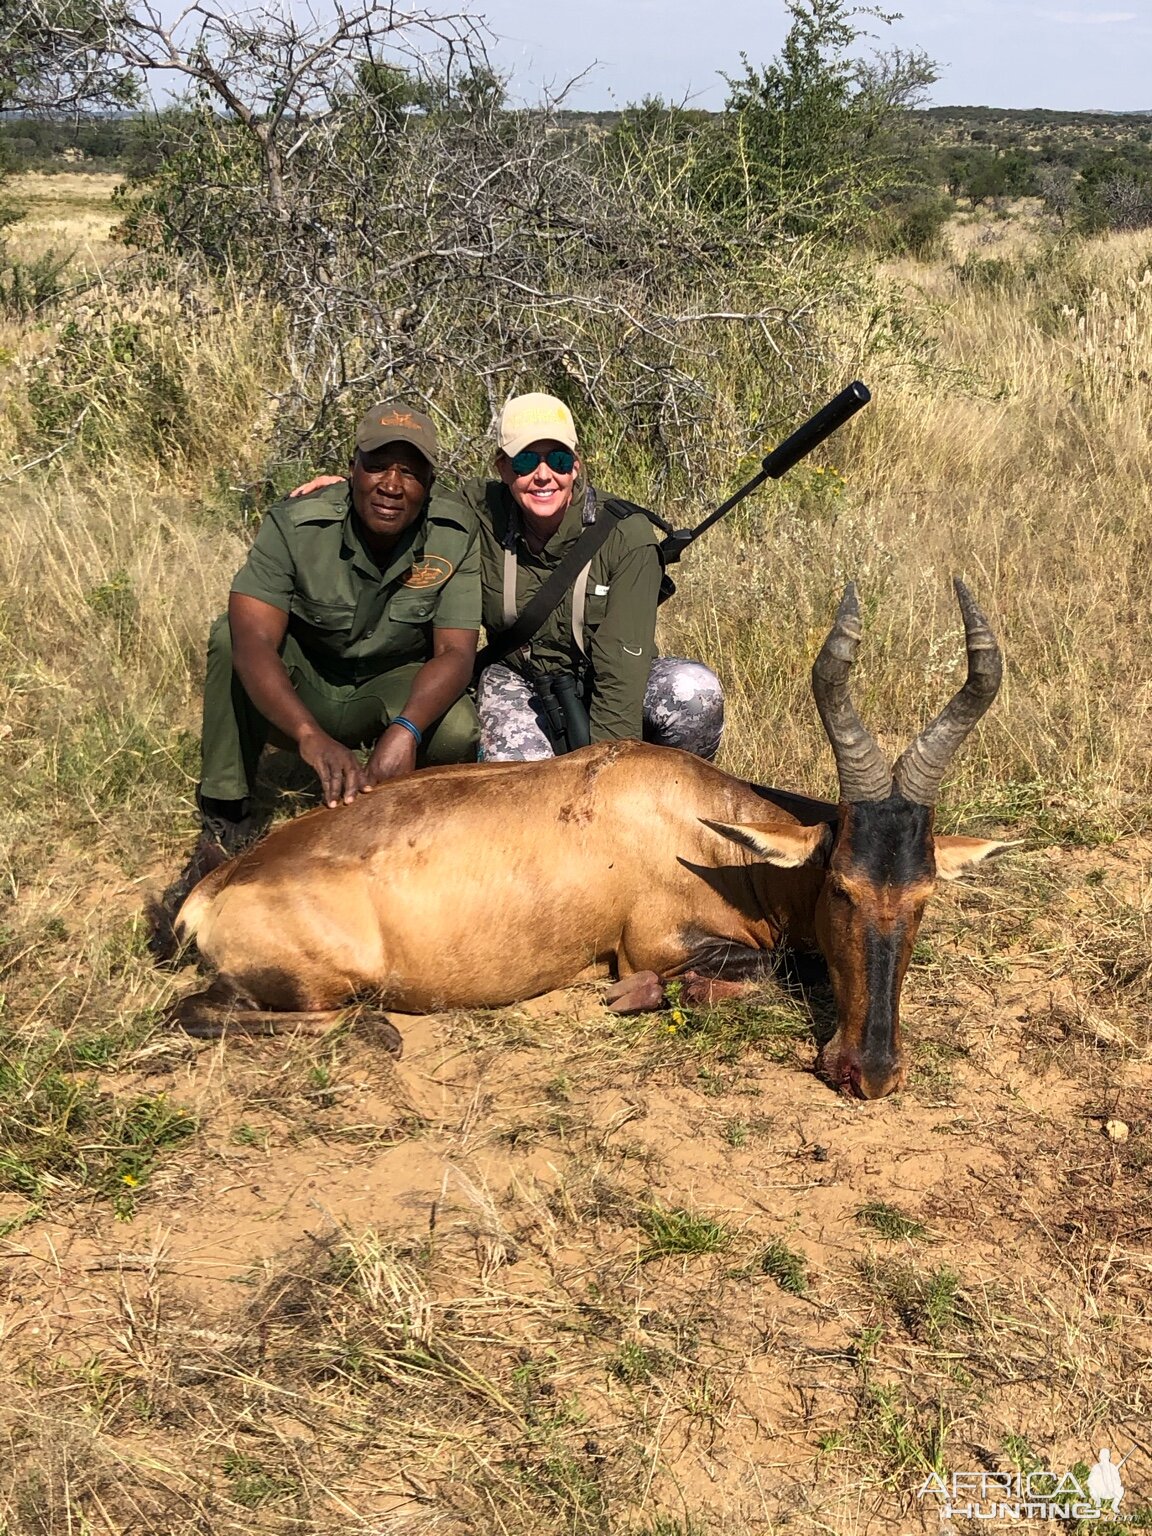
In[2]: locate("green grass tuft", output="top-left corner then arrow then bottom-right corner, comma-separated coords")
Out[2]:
858,1257 -> 965,1343
856,1200 -> 930,1242
0,1029 -> 196,1213
759,1238 -> 809,1295
852,1383 -> 952,1485
222,1451 -> 299,1509
610,1340 -> 663,1385
639,1205 -> 732,1261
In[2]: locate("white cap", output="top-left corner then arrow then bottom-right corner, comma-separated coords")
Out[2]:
495,393 -> 578,458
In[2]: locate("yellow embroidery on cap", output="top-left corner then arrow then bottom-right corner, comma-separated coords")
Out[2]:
380,411 -> 418,429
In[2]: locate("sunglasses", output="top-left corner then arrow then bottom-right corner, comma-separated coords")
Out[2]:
509,447 -> 576,476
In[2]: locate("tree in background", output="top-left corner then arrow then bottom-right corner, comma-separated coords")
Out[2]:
448,63 -> 507,116
0,0 -> 137,114
1034,162 -> 1076,225
0,0 -> 140,311
356,57 -> 507,121
5,0 -> 486,218
709,0 -> 937,240
1074,144 -> 1152,232
7,0 -> 923,478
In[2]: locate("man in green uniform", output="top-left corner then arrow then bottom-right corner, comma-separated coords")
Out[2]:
192,402 -> 480,861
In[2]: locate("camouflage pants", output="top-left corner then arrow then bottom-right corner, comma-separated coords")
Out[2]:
476,658 -> 724,762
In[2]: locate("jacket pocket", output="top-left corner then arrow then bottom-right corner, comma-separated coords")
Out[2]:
583,589 -> 610,632
389,590 -> 437,626
289,594 -> 355,635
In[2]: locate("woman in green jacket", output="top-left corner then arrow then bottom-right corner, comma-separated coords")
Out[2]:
466,392 -> 723,761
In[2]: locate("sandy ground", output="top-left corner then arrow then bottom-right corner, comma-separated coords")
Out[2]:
1,831 -> 1149,1533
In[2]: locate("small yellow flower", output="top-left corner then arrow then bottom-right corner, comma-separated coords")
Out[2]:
121,1173 -> 138,1187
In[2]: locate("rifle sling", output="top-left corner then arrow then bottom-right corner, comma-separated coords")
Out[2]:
474,495 -> 632,672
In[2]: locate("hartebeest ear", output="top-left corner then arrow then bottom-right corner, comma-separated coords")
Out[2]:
932,835 -> 1019,881
702,819 -> 831,867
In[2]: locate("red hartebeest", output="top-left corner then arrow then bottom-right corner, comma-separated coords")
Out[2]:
164,580 -> 1007,1098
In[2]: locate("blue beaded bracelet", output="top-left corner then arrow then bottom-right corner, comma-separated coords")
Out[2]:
392,715 -> 423,746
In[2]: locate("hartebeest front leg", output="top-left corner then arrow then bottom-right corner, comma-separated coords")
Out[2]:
604,943 -> 781,1015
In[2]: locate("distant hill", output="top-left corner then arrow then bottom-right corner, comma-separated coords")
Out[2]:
3,102 -> 1151,177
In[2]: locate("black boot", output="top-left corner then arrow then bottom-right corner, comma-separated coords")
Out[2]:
156,792 -> 257,934
196,790 -> 256,857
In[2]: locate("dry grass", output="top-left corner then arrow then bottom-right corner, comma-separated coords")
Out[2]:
2,171 -> 124,265
662,218 -> 1152,838
0,198 -> 1150,1533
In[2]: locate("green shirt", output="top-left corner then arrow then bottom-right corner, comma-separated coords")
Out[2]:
463,479 -> 662,743
231,484 -> 480,681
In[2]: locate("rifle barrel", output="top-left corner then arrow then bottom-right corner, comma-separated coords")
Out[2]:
761,380 -> 871,480
664,380 -> 871,558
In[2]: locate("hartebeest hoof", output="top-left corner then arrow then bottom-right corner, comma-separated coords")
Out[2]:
605,971 -> 665,1014
357,1013 -> 404,1058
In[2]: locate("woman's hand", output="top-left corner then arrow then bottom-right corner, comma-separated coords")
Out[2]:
290,474 -> 346,498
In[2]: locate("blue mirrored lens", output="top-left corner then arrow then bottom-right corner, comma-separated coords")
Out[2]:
510,448 -> 575,476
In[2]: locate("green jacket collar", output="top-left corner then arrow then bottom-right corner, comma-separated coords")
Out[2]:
341,490 -> 426,584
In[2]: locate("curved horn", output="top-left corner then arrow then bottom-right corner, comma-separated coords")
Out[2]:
893,578 -> 1003,807
811,583 -> 893,803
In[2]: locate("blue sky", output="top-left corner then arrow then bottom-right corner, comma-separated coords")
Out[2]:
470,0 -> 1152,112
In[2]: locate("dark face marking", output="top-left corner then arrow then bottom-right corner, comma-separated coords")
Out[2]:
838,796 -> 936,886
857,922 -> 907,1085
816,794 -> 937,1099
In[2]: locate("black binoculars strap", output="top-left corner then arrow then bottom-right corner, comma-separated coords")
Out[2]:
474,498 -> 630,672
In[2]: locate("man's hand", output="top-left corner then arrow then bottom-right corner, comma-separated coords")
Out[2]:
290,474 -> 345,499
365,725 -> 419,786
297,726 -> 369,807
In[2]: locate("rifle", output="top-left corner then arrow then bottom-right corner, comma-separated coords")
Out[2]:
611,380 -> 872,574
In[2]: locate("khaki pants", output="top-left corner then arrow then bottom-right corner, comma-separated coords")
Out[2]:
200,614 -> 479,801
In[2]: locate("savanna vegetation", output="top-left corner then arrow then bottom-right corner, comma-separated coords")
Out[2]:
0,0 -> 1150,1530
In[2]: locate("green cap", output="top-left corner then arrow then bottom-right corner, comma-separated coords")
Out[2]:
355,402 -> 438,467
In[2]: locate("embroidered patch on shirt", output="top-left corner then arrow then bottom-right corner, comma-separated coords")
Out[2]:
403,555 -> 454,588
